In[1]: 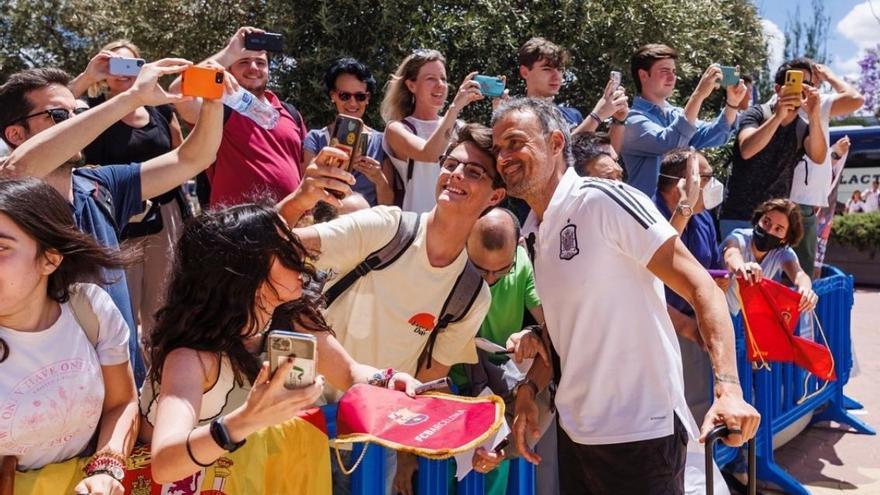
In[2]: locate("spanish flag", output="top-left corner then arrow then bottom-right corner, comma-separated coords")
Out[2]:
12,408 -> 331,495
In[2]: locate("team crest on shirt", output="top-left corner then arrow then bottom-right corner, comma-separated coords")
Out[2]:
559,220 -> 579,260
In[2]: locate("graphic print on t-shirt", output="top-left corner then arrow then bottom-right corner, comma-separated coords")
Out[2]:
408,313 -> 437,336
559,220 -> 580,260
0,358 -> 102,455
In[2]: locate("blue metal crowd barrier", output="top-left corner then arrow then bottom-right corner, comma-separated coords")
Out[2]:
713,266 -> 875,495
322,266 -> 870,494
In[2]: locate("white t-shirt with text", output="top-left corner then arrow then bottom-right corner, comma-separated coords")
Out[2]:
0,284 -> 129,470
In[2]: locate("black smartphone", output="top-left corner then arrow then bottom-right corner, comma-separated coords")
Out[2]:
245,32 -> 284,53
493,438 -> 509,454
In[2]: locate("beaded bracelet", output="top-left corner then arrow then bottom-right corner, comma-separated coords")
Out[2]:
83,450 -> 125,477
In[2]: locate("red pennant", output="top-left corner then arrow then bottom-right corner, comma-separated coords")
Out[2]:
739,278 -> 836,381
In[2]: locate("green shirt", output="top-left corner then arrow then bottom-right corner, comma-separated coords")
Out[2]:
478,245 -> 542,346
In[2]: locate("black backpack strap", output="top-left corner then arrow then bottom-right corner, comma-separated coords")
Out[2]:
280,101 -> 305,129
400,118 -> 417,182
323,211 -> 420,307
417,260 -> 484,371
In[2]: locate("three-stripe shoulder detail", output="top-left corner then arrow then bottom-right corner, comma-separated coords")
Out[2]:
580,180 -> 657,229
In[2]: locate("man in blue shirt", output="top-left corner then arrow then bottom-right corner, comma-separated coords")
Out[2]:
623,43 -> 747,197
1,60 -> 226,386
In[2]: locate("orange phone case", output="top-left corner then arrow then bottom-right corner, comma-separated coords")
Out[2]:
782,70 -> 803,106
181,67 -> 225,100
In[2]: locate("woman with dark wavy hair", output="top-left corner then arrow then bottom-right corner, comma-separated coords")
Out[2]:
0,177 -> 138,495
140,200 -> 421,485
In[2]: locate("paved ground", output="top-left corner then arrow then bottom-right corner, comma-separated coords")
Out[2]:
762,288 -> 880,494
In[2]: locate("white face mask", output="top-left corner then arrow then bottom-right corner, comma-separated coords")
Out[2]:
702,178 -> 724,210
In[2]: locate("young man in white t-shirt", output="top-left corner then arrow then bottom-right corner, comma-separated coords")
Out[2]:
277,123 -> 507,492
491,98 -> 760,494
789,63 -> 865,277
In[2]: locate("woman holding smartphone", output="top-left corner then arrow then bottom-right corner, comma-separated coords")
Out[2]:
303,58 -> 393,206
381,49 -> 484,213
0,178 -> 138,495
69,40 -> 186,351
140,200 -> 421,487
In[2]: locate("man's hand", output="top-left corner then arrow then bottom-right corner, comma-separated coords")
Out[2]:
676,151 -> 701,209
284,147 -> 356,210
124,58 -> 193,107
512,386 -> 542,465
700,386 -> 760,447
803,86 -> 822,119
772,93 -> 801,121
506,328 -> 550,364
692,65 -> 723,101
393,451 -> 418,495
725,80 -> 749,108
812,63 -> 833,85
216,26 -> 266,67
472,447 -> 504,474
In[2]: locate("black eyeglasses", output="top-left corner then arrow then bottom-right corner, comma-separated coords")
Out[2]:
13,107 -> 87,125
439,156 -> 490,181
472,259 -> 516,279
337,91 -> 370,102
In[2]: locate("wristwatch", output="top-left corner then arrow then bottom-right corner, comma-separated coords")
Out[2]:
676,202 -> 693,218
90,466 -> 125,483
210,416 -> 246,452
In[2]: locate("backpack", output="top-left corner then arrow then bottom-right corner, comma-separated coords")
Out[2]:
69,284 -> 101,348
323,211 -> 483,372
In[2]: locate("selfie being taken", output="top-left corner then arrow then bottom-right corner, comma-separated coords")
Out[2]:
0,1 -> 877,494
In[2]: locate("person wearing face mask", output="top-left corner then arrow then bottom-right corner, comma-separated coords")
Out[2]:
654,148 -> 725,424
722,198 -> 818,316
303,58 -> 392,206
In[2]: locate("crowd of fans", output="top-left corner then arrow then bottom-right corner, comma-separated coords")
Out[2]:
0,27 -> 865,495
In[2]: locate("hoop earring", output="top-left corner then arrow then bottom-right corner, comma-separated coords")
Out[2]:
0,338 -> 9,363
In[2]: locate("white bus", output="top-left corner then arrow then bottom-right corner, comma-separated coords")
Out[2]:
831,125 -> 880,206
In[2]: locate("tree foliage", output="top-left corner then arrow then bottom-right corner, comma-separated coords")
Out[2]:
1,0 -> 767,129
855,46 -> 880,117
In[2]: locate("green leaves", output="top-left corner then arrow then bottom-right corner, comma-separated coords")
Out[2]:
831,212 -> 880,253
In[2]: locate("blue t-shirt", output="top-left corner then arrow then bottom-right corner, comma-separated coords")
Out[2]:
303,127 -> 386,206
654,196 -> 722,316
71,165 -> 146,386
556,104 -> 583,129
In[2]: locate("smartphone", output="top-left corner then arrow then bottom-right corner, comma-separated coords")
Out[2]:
181,66 -> 225,100
414,377 -> 452,394
267,330 -> 317,389
719,66 -> 739,87
782,70 -> 804,106
473,75 -> 505,98
108,57 -> 145,77
493,438 -> 510,454
609,70 -> 622,94
330,115 -> 365,172
245,32 -> 284,53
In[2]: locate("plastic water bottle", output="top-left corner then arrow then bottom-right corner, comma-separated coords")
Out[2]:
222,88 -> 279,130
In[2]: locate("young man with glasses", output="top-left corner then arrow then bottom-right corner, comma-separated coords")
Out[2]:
622,43 -> 748,197
278,122 -> 507,493
170,26 -> 308,207
0,62 -> 226,387
720,58 -> 827,239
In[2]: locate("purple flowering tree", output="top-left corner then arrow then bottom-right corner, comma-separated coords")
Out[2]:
857,46 -> 880,116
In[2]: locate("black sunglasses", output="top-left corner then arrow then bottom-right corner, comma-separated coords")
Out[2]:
13,107 -> 87,125
337,91 -> 370,102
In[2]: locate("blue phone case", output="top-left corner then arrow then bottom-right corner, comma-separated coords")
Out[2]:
720,66 -> 739,87
474,75 -> 505,98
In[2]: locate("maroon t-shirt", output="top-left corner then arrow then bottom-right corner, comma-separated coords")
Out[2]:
208,90 -> 306,206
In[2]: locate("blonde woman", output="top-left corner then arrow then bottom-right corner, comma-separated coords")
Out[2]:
381,49 -> 484,213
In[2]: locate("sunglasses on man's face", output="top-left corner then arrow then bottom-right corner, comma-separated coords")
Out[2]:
15,107 -> 87,125
337,91 -> 369,102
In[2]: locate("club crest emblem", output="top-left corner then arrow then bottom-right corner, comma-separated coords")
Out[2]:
388,408 -> 429,426
559,221 -> 579,260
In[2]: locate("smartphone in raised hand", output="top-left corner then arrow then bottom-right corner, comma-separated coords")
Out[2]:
108,57 -> 145,77
180,66 -> 225,99
267,330 -> 317,389
244,32 -> 284,53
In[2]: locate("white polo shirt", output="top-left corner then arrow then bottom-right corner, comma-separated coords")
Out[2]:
532,168 -> 699,445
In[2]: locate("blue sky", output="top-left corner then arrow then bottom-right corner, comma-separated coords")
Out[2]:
756,0 -> 879,79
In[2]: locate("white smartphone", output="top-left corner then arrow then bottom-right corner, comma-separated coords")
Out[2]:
108,57 -> 145,77
609,71 -> 622,94
267,330 -> 317,389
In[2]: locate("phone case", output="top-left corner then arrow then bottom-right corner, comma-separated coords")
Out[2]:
108,58 -> 144,77
473,75 -> 505,98
330,115 -> 365,171
181,67 -> 225,100
782,70 -> 804,104
267,331 -> 317,389
720,66 -> 739,87
245,32 -> 284,53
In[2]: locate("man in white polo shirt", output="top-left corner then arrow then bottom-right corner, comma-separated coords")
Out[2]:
491,98 -> 759,494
